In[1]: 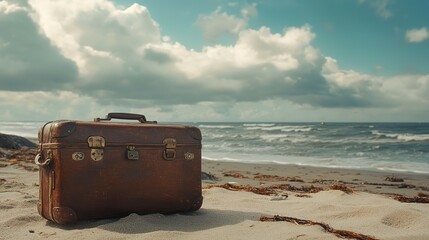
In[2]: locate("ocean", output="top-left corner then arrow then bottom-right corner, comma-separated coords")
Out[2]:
1,121 -> 428,174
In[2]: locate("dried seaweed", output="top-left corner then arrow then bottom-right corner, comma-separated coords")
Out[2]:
362,181 -> 429,191
312,178 -> 429,192
288,177 -> 305,182
223,171 -> 249,179
391,194 -> 429,203
329,184 -> 354,194
1,148 -> 38,164
254,174 -> 304,182
311,179 -> 334,184
260,215 -> 379,240
418,192 -> 429,198
262,183 -> 323,193
0,148 -> 39,172
203,183 -> 277,195
384,176 -> 404,182
292,185 -> 323,193
397,183 -> 416,189
295,194 -> 312,198
7,148 -> 38,163
206,171 -> 429,203
311,179 -> 360,186
204,183 -> 323,195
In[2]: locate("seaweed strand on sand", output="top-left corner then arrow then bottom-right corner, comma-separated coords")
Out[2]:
389,193 -> 429,203
260,215 -> 379,240
204,183 -> 326,195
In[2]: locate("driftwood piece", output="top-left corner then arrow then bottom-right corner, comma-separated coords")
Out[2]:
260,215 -> 379,240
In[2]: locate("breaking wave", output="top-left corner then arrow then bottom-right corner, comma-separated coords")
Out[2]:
371,130 -> 429,142
243,123 -> 275,127
245,125 -> 314,132
198,124 -> 235,129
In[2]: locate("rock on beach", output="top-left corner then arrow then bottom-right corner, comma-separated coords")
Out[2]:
0,133 -> 37,150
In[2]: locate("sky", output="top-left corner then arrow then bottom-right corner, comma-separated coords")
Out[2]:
0,0 -> 428,122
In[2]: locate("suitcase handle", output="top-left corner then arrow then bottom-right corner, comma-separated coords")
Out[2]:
94,113 -> 156,123
34,153 -> 51,166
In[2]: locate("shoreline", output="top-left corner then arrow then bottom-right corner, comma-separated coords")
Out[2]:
203,156 -> 429,175
202,159 -> 429,197
202,155 -> 429,175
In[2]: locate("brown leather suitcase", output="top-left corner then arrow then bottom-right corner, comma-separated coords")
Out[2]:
35,113 -> 203,224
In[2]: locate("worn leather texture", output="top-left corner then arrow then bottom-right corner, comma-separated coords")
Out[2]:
37,120 -> 202,224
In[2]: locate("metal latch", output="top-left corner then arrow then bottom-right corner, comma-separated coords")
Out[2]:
163,138 -> 176,160
88,136 -> 105,148
126,145 -> 139,160
88,136 -> 105,161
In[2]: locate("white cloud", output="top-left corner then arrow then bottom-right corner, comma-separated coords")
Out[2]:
1,0 -> 429,122
0,1 -> 78,91
194,4 -> 257,43
195,7 -> 247,42
379,75 -> 429,105
0,0 -> 27,13
323,57 -> 377,88
241,3 -> 257,18
172,25 -> 317,78
27,0 -> 161,73
2,0 -> 325,105
0,91 -> 98,121
322,57 -> 429,108
405,27 -> 429,43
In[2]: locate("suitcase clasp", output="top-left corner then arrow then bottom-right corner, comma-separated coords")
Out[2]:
88,136 -> 105,161
163,138 -> 176,161
127,145 -> 139,160
88,136 -> 105,148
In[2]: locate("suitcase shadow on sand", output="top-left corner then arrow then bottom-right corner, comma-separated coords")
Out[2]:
100,208 -> 263,234
49,208 -> 263,233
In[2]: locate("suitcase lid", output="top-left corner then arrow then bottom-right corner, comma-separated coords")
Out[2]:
38,120 -> 202,146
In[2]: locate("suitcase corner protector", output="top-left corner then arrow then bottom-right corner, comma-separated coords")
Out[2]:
52,206 -> 78,225
190,196 -> 203,212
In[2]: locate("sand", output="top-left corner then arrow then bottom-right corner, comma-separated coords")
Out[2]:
1,159 -> 429,240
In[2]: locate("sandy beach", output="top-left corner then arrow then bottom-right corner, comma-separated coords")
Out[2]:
1,0 -> 429,238
1,155 -> 429,240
